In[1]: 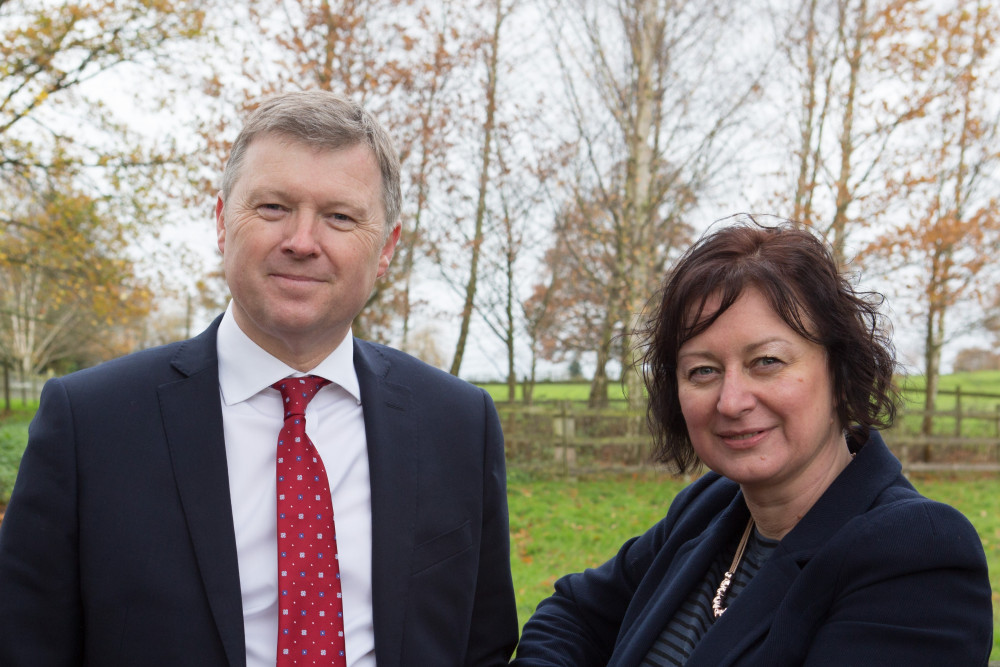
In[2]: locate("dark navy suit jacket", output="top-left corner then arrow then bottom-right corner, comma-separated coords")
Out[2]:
0,318 -> 518,666
513,431 -> 993,666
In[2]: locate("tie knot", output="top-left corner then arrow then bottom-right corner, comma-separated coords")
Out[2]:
272,376 -> 330,419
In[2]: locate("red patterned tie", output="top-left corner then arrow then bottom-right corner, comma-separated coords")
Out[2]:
273,376 -> 346,666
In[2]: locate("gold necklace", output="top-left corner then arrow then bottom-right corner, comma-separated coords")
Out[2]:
711,517 -> 754,618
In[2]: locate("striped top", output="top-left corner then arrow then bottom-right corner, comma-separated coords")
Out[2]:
639,526 -> 779,666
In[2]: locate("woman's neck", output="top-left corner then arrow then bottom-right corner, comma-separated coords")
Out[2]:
742,443 -> 855,541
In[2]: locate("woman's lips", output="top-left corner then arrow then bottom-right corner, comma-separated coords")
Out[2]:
717,428 -> 771,449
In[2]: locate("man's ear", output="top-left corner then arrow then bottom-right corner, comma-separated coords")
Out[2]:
377,223 -> 402,278
215,195 -> 226,253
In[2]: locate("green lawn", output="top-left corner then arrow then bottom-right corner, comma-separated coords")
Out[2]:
508,471 -> 1000,661
0,402 -> 33,506
478,380 -> 630,403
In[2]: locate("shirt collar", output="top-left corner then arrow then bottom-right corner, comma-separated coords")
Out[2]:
216,302 -> 361,406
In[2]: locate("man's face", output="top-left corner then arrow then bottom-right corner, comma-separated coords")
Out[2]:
216,134 -> 400,365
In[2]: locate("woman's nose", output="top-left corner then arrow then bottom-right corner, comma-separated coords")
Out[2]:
716,370 -> 756,417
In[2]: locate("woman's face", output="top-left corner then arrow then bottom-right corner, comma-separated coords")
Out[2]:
675,288 -> 845,499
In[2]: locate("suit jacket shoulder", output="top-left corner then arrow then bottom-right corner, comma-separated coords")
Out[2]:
57,316 -> 220,395
0,316 -> 244,667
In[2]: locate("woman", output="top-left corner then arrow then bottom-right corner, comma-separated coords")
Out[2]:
513,219 -> 993,666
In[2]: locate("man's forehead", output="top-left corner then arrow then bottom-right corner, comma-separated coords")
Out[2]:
248,131 -> 368,158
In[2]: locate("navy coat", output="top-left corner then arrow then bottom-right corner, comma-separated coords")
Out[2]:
513,431 -> 992,666
0,318 -> 518,666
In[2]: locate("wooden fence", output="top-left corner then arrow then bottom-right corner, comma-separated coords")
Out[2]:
497,386 -> 1000,477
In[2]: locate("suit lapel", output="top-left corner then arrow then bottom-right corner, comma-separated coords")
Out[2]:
160,320 -> 246,667
354,340 -> 416,667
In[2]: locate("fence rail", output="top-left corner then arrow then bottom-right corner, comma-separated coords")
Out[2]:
498,385 -> 1000,476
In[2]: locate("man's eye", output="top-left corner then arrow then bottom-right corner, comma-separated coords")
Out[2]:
258,204 -> 285,218
326,213 -> 357,230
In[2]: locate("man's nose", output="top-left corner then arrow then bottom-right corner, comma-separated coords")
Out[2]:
281,211 -> 321,256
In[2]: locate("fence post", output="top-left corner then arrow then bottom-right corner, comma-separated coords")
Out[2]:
899,430 -> 910,476
954,386 -> 962,437
552,400 -> 577,478
2,361 -> 9,413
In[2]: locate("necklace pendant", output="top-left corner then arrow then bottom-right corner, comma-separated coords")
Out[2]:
712,571 -> 734,617
712,517 -> 755,619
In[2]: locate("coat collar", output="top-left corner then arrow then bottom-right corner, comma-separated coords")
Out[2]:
772,430 -> 903,558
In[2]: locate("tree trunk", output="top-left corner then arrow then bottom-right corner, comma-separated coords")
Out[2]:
450,0 -> 502,376
830,0 -> 866,265
588,299 -> 619,408
921,301 -> 945,462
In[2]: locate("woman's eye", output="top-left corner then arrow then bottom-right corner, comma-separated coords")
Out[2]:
757,356 -> 782,368
688,366 -> 716,380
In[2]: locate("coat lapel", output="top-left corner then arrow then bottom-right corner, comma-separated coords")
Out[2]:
160,320 -> 246,667
354,340 -> 417,667
611,494 -> 750,666
687,545 -> 802,666
687,431 -> 904,667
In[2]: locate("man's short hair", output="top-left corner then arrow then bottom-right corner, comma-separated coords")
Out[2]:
221,90 -> 402,234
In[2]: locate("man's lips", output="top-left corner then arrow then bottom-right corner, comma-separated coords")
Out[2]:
271,272 -> 324,283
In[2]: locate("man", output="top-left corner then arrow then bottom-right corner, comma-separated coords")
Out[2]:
0,90 -> 518,666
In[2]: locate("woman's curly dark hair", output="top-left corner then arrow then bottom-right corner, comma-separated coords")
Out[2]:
641,216 -> 898,473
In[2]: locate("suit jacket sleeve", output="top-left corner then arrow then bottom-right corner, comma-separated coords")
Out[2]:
466,390 -> 520,665
0,378 -> 85,665
801,499 -> 993,667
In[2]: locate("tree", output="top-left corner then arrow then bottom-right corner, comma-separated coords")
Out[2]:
953,347 -> 1000,372
472,135 -> 554,399
2,0 -> 209,194
0,171 -> 152,383
542,0 -> 762,406
1,0 -> 210,370
448,0 -> 511,376
521,256 -> 563,405
865,0 -> 1000,439
533,186 -> 628,400
395,3 -> 472,352
769,0 -> 938,262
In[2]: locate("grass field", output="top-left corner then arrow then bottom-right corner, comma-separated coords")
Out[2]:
0,401 -> 33,507
478,380 -> 630,403
896,370 -> 1000,437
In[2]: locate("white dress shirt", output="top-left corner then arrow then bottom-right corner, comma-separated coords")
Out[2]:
217,304 -> 376,666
